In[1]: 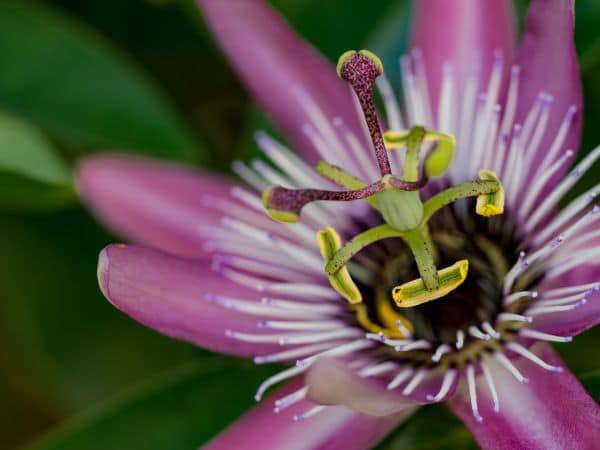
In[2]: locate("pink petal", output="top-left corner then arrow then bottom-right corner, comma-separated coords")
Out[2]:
306,359 -> 421,416
514,0 -> 582,178
78,154 -> 234,260
98,243 -> 281,356
411,0 -> 515,106
448,343 -> 600,450
203,378 -> 410,450
306,358 -> 455,416
197,0 -> 366,164
532,263 -> 600,337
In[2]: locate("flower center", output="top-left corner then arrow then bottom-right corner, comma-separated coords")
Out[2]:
262,49 -> 506,324
365,213 -> 520,347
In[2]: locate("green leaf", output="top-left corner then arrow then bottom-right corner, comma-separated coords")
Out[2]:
0,112 -> 75,211
579,370 -> 600,403
25,360 -> 277,450
364,1 -> 413,86
0,0 -> 198,160
0,210 -> 201,413
374,404 -> 477,450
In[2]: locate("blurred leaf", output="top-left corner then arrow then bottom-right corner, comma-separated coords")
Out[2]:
0,112 -> 75,211
554,327 -> 600,375
234,0 -> 413,163
26,360 -> 276,450
0,0 -> 199,160
270,0 -> 397,60
364,1 -> 414,86
0,209 -> 201,413
375,404 -> 477,450
579,370 -> 600,403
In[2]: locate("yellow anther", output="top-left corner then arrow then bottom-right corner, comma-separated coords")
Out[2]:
317,227 -> 362,304
476,170 -> 505,217
392,259 -> 469,308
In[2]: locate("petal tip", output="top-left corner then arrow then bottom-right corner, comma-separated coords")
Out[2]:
97,243 -> 127,307
97,246 -> 111,302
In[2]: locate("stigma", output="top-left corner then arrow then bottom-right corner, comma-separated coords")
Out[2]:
261,49 -> 505,312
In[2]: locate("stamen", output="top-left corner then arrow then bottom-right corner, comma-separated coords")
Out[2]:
293,86 -> 349,164
481,322 -> 501,339
296,339 -> 374,368
536,105 -> 578,176
274,386 -> 308,413
426,368 -> 457,402
466,364 -> 483,422
497,313 -> 533,324
225,328 -> 360,345
402,368 -> 428,395
468,325 -> 491,341
546,246 -> 600,279
494,352 -> 529,384
410,48 -> 434,127
526,303 -> 585,316
256,132 -> 325,188
394,340 -> 432,352
358,361 -> 399,377
519,329 -> 573,343
519,149 -> 574,219
255,365 -> 308,401
456,330 -> 465,349
337,50 -> 391,175
332,117 -> 378,181
540,282 -> 599,298
232,160 -> 268,191
365,333 -> 412,346
387,367 -> 414,390
376,74 -> 403,131
431,344 -> 452,362
254,342 -> 336,365
534,293 -> 587,307
258,320 -> 345,331
504,290 -> 538,306
480,360 -> 500,412
293,405 -> 327,421
260,297 -> 342,314
396,319 -> 413,337
506,342 -> 563,372
525,146 -> 600,233
206,294 -> 330,320
259,282 -> 339,300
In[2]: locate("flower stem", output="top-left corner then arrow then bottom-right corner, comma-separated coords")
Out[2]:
402,228 -> 440,290
422,180 -> 500,223
325,224 -> 404,274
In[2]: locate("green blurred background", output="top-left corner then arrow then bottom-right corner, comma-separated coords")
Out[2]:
0,1 -> 598,449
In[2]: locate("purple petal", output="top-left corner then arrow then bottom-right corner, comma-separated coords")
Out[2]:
514,0 -> 582,178
306,359 -> 419,416
448,343 -> 600,450
411,0 -> 515,106
78,154 -> 235,260
203,378 -> 409,450
98,244 -> 281,356
532,260 -> 600,337
197,0 -> 366,164
306,358 -> 455,416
